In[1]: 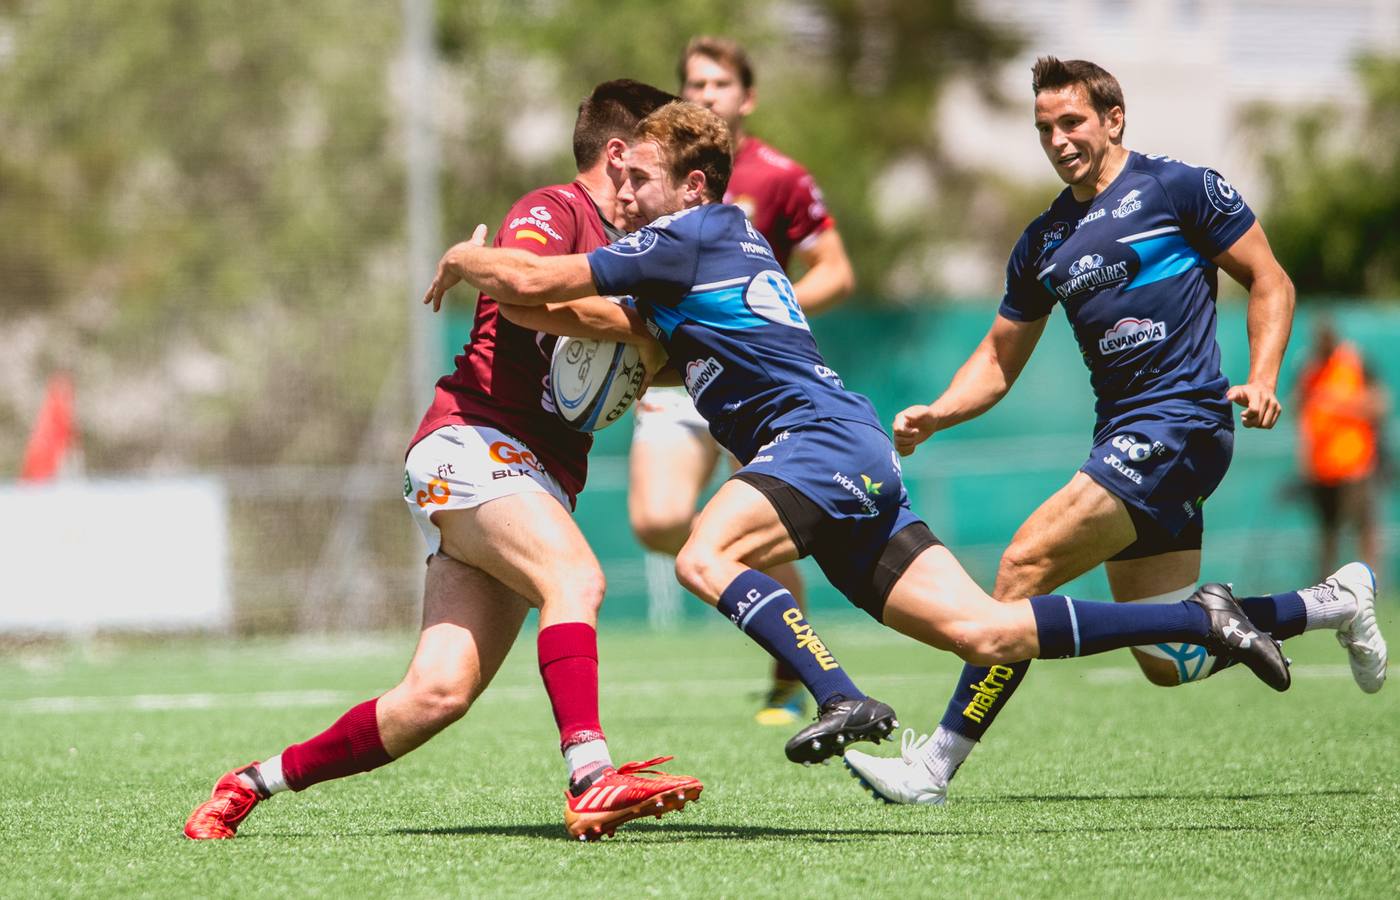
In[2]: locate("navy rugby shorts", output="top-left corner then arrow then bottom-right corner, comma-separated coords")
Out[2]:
733,418 -> 937,619
1078,411 -> 1235,560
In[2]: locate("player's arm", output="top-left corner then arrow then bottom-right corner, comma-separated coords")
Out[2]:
790,227 -> 855,315
497,297 -> 655,345
423,225 -> 597,311
892,314 -> 1047,456
1213,220 -> 1295,429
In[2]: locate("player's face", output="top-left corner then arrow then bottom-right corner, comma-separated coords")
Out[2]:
619,140 -> 687,224
681,55 -> 753,133
1034,85 -> 1122,197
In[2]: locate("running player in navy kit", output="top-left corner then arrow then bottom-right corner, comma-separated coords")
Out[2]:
844,57 -> 1387,806
424,100 -> 1292,768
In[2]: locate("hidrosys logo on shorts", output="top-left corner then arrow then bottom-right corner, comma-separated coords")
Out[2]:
684,357 -> 724,402
832,471 -> 880,517
1099,317 -> 1167,355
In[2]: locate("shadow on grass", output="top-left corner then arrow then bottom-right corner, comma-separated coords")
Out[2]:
966,787 -> 1367,804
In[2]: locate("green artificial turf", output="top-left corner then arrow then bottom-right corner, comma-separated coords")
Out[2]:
2,613 -> 1397,898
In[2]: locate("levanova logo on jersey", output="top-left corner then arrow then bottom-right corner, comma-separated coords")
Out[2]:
1056,254 -> 1129,300
1112,190 -> 1143,219
684,357 -> 724,401
1099,317 -> 1168,355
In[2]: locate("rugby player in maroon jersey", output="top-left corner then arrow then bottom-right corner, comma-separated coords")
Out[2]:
184,80 -> 700,844
626,37 -> 857,726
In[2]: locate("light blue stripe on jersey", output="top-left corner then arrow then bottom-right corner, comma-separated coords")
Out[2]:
1123,232 -> 1203,291
651,284 -> 768,338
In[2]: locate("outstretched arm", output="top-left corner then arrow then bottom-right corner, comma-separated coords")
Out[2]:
423,225 -> 597,311
1214,220 -> 1295,429
892,313 -> 1047,456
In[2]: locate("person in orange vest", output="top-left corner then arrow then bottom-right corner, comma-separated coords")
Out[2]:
1296,318 -> 1390,578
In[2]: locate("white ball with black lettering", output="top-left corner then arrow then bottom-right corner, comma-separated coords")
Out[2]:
549,336 -> 646,432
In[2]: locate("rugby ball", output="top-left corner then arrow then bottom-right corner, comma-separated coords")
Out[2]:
549,336 -> 646,432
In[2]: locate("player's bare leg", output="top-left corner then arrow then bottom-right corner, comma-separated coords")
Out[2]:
184,554 -> 527,839
630,407 -> 809,724
676,479 -> 897,762
436,496 -> 701,840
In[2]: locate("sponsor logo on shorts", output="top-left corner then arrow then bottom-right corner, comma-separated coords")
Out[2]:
861,474 -> 882,495
1103,453 -> 1144,485
755,431 -> 791,454
684,357 -> 724,401
1099,317 -> 1167,355
488,440 -> 544,473
961,663 -> 1017,724
1111,433 -> 1162,463
1112,189 -> 1143,219
403,470 -> 413,498
782,608 -> 840,671
833,470 -> 880,516
415,478 -> 451,508
750,455 -> 774,464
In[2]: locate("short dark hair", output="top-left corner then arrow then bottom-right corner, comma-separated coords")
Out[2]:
1031,56 -> 1125,122
678,36 -> 755,90
573,79 -> 679,170
635,101 -> 733,202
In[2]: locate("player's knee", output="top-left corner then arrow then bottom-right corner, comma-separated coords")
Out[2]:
949,621 -> 1023,666
629,510 -> 689,556
1131,650 -> 1184,687
673,542 -> 720,602
405,677 -> 473,731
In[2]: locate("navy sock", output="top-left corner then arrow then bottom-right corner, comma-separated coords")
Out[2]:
716,569 -> 864,707
1239,591 -> 1307,640
937,660 -> 1032,740
1030,595 -> 1210,658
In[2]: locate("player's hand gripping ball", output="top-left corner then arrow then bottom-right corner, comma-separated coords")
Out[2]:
550,336 -> 646,432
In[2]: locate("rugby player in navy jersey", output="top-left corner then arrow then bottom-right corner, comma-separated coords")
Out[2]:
424,100 -> 1292,767
844,57 -> 1387,805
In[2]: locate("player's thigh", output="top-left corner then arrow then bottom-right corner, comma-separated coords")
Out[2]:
402,553 -> 531,704
883,543 -> 1030,656
628,394 -> 720,525
678,479 -> 800,599
434,492 -> 604,612
995,471 -> 1136,598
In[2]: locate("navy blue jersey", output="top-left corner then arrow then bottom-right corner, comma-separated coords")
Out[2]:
1000,152 -> 1256,425
588,203 -> 880,462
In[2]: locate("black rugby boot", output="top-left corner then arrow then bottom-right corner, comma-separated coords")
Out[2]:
784,697 -> 898,764
1189,582 -> 1291,692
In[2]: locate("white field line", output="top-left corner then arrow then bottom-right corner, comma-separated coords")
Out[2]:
3,665 -> 1357,714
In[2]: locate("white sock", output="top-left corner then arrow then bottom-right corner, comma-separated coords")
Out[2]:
564,739 -> 612,782
249,754 -> 289,796
1299,580 -> 1358,630
914,726 -> 977,785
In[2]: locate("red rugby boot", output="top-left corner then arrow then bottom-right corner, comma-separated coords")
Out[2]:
563,756 -> 703,841
184,763 -> 266,839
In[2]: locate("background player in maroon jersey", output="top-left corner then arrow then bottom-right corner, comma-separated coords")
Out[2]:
184,80 -> 701,844
626,36 -> 858,726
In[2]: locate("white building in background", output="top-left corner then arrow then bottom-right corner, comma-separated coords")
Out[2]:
952,0 -> 1400,187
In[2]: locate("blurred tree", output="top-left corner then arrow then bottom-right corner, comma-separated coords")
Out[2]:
1245,53 -> 1400,299
432,0 -> 1022,301
0,1 -> 404,470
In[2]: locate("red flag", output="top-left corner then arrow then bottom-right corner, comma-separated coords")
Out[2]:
20,374 -> 77,481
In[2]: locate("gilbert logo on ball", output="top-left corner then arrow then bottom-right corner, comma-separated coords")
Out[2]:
550,336 -> 645,432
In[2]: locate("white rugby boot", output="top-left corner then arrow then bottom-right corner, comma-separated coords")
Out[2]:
843,729 -> 948,806
1329,562 -> 1387,693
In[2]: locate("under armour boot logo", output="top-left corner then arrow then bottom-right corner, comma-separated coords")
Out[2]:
1223,618 -> 1256,649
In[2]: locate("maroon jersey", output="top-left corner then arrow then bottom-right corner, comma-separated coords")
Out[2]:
410,181 -> 613,502
723,136 -> 835,269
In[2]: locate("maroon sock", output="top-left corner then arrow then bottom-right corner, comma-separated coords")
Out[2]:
537,622 -> 605,750
281,698 -> 392,791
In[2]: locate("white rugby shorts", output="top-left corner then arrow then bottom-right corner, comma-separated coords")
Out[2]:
403,424 -> 571,552
631,386 -> 710,443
